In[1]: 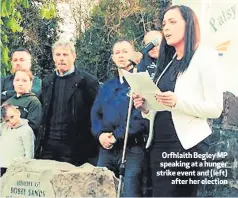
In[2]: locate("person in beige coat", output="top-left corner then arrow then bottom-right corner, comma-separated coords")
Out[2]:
133,5 -> 223,197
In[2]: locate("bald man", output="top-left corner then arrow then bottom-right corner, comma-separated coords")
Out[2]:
137,31 -> 162,79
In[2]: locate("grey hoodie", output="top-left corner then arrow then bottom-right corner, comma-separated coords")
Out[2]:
0,119 -> 35,167
6,92 -> 42,133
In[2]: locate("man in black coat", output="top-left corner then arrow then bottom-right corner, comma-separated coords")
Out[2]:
37,40 -> 99,166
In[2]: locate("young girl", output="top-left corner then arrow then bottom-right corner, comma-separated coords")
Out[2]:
6,68 -> 42,134
0,104 -> 35,176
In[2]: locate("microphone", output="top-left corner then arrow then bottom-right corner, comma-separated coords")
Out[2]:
141,38 -> 160,55
125,52 -> 143,68
127,60 -> 137,67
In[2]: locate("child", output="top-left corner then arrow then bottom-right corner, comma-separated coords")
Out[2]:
6,68 -> 42,135
0,104 -> 35,176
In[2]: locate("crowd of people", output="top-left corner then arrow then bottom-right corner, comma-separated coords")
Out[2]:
0,5 -> 223,197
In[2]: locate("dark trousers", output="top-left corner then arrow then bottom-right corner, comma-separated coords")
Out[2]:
97,145 -> 144,197
150,141 -> 208,197
40,138 -> 78,165
40,138 -> 98,166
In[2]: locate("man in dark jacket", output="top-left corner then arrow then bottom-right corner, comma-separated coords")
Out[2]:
136,30 -> 163,196
137,31 -> 162,79
1,48 -> 41,103
38,40 -> 99,166
91,39 -> 147,197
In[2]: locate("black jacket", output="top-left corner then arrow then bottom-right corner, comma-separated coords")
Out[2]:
38,67 -> 99,163
137,53 -> 157,80
6,93 -> 42,133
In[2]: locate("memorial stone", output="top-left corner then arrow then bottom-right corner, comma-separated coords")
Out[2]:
0,158 -> 118,198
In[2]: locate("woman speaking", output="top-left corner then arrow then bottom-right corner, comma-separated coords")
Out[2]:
133,5 -> 223,197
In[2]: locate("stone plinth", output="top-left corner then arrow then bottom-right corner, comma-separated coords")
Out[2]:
0,159 -> 118,198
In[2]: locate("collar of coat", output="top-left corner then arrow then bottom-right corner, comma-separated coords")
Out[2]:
43,67 -> 85,87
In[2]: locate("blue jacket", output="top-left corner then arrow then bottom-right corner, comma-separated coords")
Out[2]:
91,76 -> 147,141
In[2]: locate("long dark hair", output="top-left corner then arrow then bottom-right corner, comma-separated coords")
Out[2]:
154,5 -> 200,81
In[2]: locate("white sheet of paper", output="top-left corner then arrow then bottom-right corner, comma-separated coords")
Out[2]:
122,69 -> 171,111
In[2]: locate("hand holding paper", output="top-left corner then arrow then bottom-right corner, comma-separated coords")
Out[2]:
155,91 -> 177,108
133,93 -> 149,114
121,69 -> 172,111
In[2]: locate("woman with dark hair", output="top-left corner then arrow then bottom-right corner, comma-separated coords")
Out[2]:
133,5 -> 223,197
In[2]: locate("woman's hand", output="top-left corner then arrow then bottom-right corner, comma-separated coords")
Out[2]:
132,93 -> 149,114
155,91 -> 177,107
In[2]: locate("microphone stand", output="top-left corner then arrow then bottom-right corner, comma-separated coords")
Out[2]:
117,66 -> 137,198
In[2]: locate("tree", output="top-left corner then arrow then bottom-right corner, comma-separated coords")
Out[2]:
74,0 -> 172,82
1,0 -> 58,77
